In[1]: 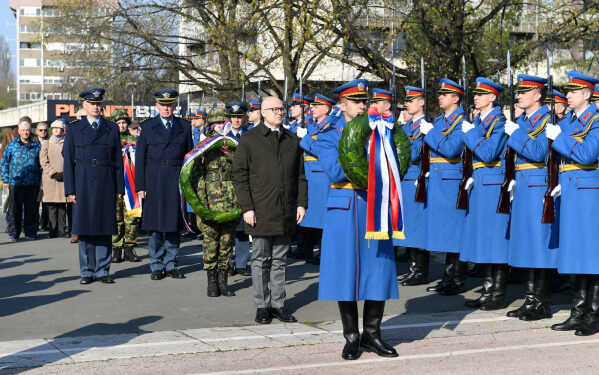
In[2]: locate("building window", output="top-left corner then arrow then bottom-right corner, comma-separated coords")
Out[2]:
20,58 -> 41,67
43,7 -> 59,17
19,7 -> 41,17
19,24 -> 40,33
20,92 -> 41,100
19,42 -> 41,49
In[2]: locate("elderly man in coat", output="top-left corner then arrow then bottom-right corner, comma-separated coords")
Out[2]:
135,89 -> 194,280
63,88 -> 124,284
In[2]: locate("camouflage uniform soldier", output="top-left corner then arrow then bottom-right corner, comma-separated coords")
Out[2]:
195,108 -> 240,297
111,109 -> 141,263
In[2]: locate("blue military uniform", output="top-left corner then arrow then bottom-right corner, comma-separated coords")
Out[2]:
503,74 -> 559,321
459,77 -> 511,310
63,88 -> 124,283
421,78 -> 468,296
292,94 -> 336,262
394,85 -> 431,287
288,94 -> 313,135
550,72 -> 599,336
316,79 -> 398,360
246,101 -> 260,130
135,89 -> 194,279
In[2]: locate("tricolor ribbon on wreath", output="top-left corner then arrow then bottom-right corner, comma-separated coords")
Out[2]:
122,142 -> 142,217
365,108 -> 405,240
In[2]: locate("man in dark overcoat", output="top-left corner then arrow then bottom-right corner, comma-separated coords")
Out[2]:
63,88 -> 124,285
135,89 -> 194,280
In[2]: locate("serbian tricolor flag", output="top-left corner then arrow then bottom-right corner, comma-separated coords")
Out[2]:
122,143 -> 142,217
365,108 -> 405,240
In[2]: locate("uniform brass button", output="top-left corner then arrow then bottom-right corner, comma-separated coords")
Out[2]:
357,195 -> 362,200
434,168 -> 438,171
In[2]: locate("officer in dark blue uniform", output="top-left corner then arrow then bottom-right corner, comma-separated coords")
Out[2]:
135,89 -> 194,280
63,88 -> 124,285
225,101 -> 252,277
225,101 -> 248,139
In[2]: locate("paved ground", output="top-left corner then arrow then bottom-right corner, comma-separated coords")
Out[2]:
0,225 -> 581,374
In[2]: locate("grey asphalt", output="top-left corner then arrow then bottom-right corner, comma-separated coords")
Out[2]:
0,225 -> 571,342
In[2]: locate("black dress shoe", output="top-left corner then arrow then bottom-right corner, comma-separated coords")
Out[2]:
480,299 -> 508,311
270,307 -> 297,323
236,267 -> 252,276
401,273 -> 429,286
255,308 -> 272,324
166,269 -> 186,279
360,333 -> 398,357
98,276 -> 115,284
575,318 -> 599,336
438,282 -> 466,296
426,280 -> 449,293
551,316 -> 586,331
151,270 -> 166,280
80,277 -> 94,285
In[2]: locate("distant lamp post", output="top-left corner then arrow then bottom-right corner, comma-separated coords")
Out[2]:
126,82 -> 137,119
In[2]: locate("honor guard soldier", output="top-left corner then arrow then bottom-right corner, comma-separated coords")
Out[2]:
135,89 -> 194,280
315,79 -> 398,360
289,93 -> 313,138
593,84 -> 599,105
191,109 -> 208,146
291,93 -> 336,263
224,102 -> 252,277
247,101 -> 261,130
225,101 -> 247,139
503,74 -> 558,321
110,109 -> 141,264
460,78 -> 510,310
419,78 -> 468,296
547,72 -> 599,336
545,90 -> 569,121
63,88 -> 125,284
396,86 -> 429,285
198,108 -> 241,296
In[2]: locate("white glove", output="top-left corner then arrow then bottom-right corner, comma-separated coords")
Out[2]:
550,184 -> 561,198
420,120 -> 433,135
545,123 -> 561,140
296,126 -> 308,138
462,121 -> 475,134
413,172 -> 430,186
504,120 -> 519,136
464,177 -> 474,191
508,179 -> 516,202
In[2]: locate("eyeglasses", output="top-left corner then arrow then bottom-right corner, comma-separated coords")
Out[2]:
263,107 -> 286,114
37,129 -> 48,132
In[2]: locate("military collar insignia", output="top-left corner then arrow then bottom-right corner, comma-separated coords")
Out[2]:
532,114 -> 541,123
449,114 -> 456,122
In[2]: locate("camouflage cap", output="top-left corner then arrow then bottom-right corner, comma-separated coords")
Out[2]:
207,107 -> 230,125
111,109 -> 131,124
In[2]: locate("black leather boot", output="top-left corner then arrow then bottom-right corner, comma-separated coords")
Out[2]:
112,247 -> 123,263
439,256 -> 467,296
360,300 -> 398,357
465,264 -> 494,308
123,247 -> 141,262
399,248 -> 417,282
402,249 -> 429,286
207,269 -> 220,297
552,274 -> 588,331
520,268 -> 554,321
217,269 -> 235,297
482,264 -> 509,310
507,268 -> 535,318
427,253 -> 455,292
395,246 -> 412,263
338,301 -> 360,360
576,275 -> 599,336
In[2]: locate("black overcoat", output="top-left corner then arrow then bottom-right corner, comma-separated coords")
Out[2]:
63,117 -> 124,236
135,115 -> 193,232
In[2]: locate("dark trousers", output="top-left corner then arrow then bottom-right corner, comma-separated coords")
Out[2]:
8,185 -> 39,238
148,231 -> 181,272
296,226 -> 322,257
230,231 -> 251,269
40,202 -> 49,230
78,235 -> 112,277
47,203 -> 67,236
66,202 -> 73,232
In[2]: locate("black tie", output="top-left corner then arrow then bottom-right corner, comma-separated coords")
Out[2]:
165,121 -> 171,131
571,114 -> 577,122
91,121 -> 98,130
